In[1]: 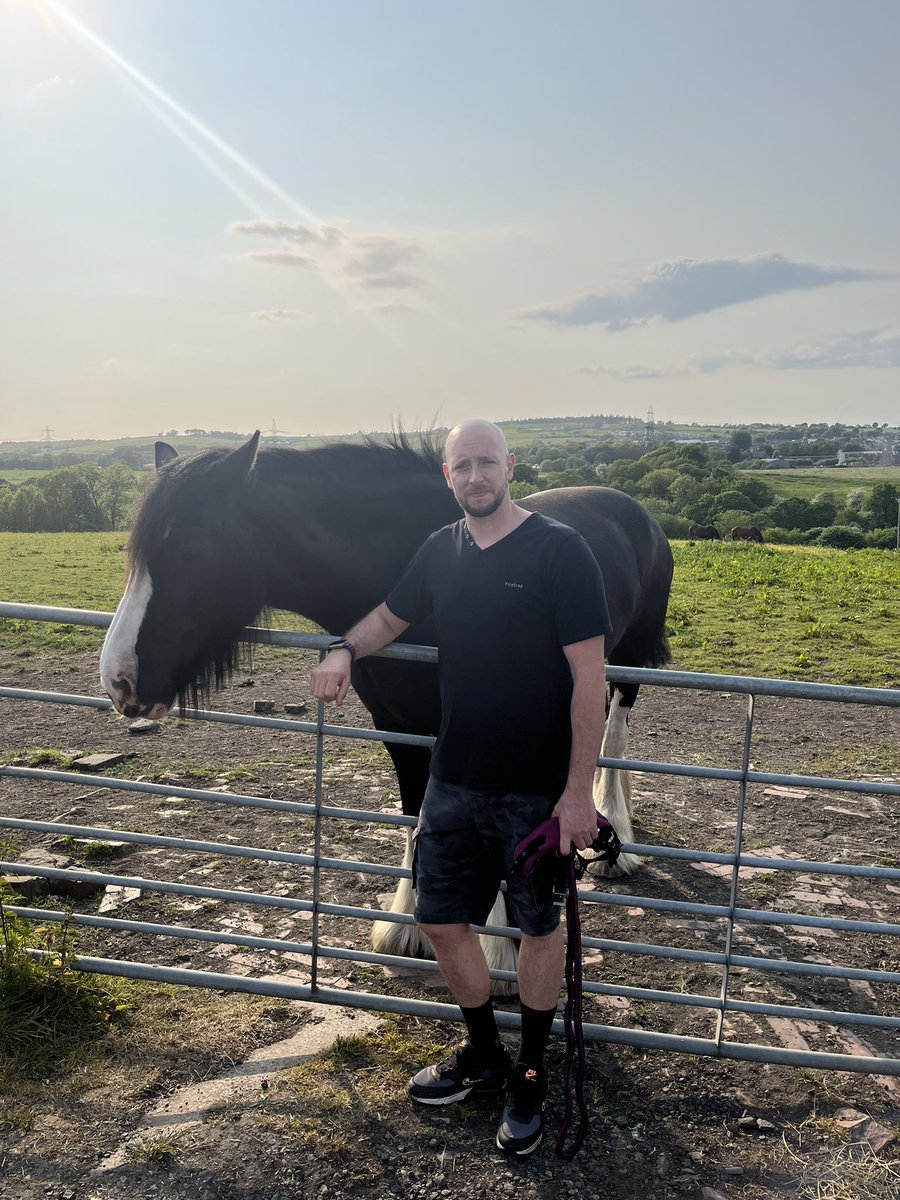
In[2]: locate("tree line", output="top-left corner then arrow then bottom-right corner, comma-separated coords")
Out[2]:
0,464 -> 143,532
510,442 -> 898,549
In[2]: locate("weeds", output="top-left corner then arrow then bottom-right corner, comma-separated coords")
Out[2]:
0,890 -> 132,1076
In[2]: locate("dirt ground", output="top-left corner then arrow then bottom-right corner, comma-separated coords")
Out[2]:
1,646 -> 898,1200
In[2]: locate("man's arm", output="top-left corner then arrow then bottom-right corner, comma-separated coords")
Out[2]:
309,602 -> 409,706
552,635 -> 607,854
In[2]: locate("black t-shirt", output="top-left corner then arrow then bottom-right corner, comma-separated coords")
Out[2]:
385,512 -> 611,795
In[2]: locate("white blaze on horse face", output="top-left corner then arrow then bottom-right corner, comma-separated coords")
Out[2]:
100,567 -> 162,716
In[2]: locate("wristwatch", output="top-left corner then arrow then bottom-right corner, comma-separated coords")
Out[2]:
327,638 -> 357,661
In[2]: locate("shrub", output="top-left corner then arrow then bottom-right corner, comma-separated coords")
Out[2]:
763,526 -> 808,545
653,513 -> 692,539
816,526 -> 868,549
865,527 -> 898,549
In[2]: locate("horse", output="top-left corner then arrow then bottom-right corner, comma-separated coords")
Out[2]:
100,431 -> 673,986
688,523 -> 720,540
731,525 -> 763,543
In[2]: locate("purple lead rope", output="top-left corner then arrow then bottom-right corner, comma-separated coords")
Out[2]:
554,854 -> 589,1158
511,814 -> 620,1159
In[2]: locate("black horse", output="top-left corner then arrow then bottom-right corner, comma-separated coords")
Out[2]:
101,431 -> 673,976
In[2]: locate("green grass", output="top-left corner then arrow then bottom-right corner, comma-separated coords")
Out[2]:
747,465 -> 900,502
1,532 -> 898,686
0,898 -> 133,1076
667,541 -> 900,685
0,531 -> 316,656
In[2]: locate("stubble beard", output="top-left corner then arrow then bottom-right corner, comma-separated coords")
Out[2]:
458,478 -> 508,518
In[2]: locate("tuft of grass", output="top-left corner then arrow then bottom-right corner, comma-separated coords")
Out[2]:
1,746 -> 78,769
781,1133 -> 900,1200
0,896 -> 132,1077
127,1136 -> 181,1165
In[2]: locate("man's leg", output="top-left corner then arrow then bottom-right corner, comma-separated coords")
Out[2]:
419,922 -> 490,1007
407,922 -> 508,1105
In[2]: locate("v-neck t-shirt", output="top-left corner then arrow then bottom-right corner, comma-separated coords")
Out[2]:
385,511 -> 611,794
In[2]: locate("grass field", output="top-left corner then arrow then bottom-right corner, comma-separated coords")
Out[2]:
743,465 -> 900,502
1,533 -> 898,686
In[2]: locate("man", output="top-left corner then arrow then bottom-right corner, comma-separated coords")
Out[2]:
311,419 -> 610,1156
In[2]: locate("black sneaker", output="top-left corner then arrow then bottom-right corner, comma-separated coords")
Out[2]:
407,1039 -> 510,1106
496,1063 -> 546,1156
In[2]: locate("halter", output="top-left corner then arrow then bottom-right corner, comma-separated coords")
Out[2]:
512,813 -> 621,1158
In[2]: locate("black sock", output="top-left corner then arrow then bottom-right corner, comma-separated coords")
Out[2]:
460,999 -> 501,1057
517,1002 -> 556,1072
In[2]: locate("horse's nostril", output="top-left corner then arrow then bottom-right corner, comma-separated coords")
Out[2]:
112,677 -> 132,699
122,703 -> 141,718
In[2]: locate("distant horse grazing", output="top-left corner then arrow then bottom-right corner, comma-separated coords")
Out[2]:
688,523 -> 720,540
100,432 -> 673,986
731,525 -> 763,543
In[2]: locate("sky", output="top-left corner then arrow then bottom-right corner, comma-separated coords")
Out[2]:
1,0 -> 898,442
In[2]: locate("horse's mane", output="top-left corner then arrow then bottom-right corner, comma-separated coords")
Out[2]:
276,429 -> 445,476
129,430 -> 445,571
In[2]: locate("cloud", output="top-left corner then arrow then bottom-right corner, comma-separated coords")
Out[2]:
231,220 -> 425,289
229,219 -> 334,246
368,302 -> 418,316
768,328 -> 900,370
522,253 -> 892,330
245,251 -> 316,269
581,328 -> 900,381
578,364 -> 678,380
251,309 -> 305,321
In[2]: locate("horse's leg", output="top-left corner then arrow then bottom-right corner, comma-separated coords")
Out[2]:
587,682 -> 643,877
480,893 -> 519,998
371,742 -> 434,960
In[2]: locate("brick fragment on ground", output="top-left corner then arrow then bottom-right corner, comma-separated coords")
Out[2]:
73,752 -> 127,770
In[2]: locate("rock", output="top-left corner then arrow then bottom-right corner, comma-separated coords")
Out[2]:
98,885 -> 142,913
127,718 -> 159,734
254,700 -> 276,714
73,752 -> 128,770
284,702 -> 308,715
723,1165 -> 744,1175
1,850 -> 102,899
701,1190 -> 730,1200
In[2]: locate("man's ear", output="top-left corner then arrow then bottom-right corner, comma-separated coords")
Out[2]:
507,452 -> 516,479
442,462 -> 453,488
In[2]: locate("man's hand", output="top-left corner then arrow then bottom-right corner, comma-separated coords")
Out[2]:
551,787 -> 600,856
310,649 -> 352,706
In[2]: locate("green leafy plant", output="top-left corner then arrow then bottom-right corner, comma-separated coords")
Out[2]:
0,888 -> 132,1076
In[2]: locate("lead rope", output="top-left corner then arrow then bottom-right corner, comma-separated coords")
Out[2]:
555,854 -> 589,1158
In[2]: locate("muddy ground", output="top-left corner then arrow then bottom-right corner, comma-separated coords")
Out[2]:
1,647 -> 898,1200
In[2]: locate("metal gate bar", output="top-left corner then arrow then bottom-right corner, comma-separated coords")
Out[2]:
1,600 -> 898,1075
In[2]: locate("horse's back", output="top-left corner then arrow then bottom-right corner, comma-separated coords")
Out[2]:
520,486 -> 672,665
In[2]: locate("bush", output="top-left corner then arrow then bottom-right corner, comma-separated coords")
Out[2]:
653,513 -> 692,539
816,526 -> 868,549
865,527 -> 898,549
763,526 -> 808,545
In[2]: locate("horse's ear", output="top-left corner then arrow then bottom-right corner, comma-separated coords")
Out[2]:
155,442 -> 179,470
224,430 -> 261,477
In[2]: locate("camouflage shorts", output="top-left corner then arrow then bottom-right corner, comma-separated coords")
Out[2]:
413,776 -> 561,937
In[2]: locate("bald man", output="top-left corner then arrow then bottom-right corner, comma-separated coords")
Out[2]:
311,420 -> 610,1156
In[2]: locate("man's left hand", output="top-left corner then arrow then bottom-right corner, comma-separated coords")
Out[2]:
551,788 -> 600,856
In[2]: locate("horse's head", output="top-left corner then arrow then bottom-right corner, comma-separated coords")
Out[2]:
100,432 -> 266,718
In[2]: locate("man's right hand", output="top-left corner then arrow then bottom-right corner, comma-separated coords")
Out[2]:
310,649 -> 352,706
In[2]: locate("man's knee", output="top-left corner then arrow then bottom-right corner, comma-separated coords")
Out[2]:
418,921 -> 470,949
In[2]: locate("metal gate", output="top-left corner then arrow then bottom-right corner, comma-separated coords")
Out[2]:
1,601 -> 898,1076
